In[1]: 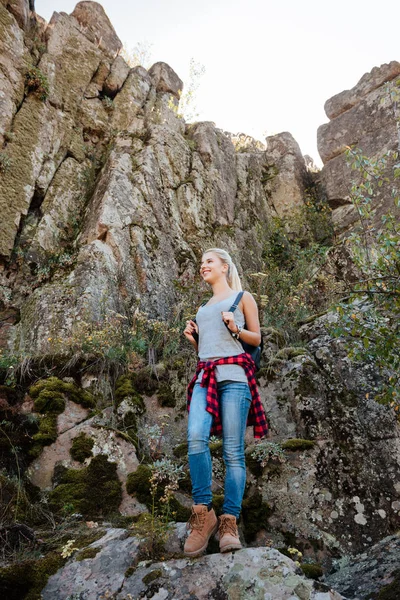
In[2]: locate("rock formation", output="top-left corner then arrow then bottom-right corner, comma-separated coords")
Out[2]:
318,61 -> 400,233
41,528 -> 347,600
0,0 -> 313,359
0,2 -> 399,600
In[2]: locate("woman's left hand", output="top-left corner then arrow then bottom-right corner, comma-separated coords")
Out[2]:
221,311 -> 237,332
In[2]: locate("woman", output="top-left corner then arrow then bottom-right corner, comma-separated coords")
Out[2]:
183,248 -> 268,557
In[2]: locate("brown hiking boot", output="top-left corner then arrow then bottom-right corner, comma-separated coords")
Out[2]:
218,514 -> 242,553
184,505 -> 218,557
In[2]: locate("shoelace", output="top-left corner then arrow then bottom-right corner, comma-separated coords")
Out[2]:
219,518 -> 238,537
186,510 -> 206,531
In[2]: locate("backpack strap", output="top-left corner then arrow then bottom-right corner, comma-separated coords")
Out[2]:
229,291 -> 244,313
223,291 -> 244,336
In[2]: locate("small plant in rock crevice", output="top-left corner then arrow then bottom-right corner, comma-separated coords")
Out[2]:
127,458 -> 185,559
250,440 -> 286,468
24,66 -> 49,101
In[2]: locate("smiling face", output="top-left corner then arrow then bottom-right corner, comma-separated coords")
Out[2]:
200,251 -> 228,285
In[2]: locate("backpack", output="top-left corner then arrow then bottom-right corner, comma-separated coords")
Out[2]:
192,291 -> 263,370
225,291 -> 262,370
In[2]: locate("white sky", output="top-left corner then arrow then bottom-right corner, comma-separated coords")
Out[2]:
36,0 -> 400,165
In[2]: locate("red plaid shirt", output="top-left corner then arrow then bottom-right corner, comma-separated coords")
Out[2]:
187,353 -> 268,439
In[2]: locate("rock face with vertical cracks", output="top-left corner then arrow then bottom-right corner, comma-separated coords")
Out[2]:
317,61 -> 400,234
0,1 -> 312,354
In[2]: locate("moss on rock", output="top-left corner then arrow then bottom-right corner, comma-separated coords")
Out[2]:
131,367 -> 159,395
33,389 -> 65,414
211,493 -> 224,515
300,563 -> 323,580
282,438 -> 316,451
209,440 -> 223,457
173,442 -> 188,458
126,464 -> 152,503
142,569 -> 162,585
29,414 -> 58,458
115,375 -> 145,411
75,546 -> 101,561
49,454 -> 122,517
0,551 -> 64,600
70,432 -> 94,463
30,377 -> 95,410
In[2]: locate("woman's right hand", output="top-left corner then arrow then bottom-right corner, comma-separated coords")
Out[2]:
183,319 -> 199,344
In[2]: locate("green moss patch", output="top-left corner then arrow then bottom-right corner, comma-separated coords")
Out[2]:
70,432 -> 94,463
0,551 -> 64,600
49,454 -> 122,517
300,563 -> 323,580
173,442 -> 188,458
211,494 -> 224,515
33,389 -> 65,414
282,439 -> 316,451
30,377 -> 95,410
241,491 -> 273,543
126,464 -> 152,502
29,414 -> 58,458
115,375 -> 145,411
75,546 -> 101,561
142,569 -> 162,585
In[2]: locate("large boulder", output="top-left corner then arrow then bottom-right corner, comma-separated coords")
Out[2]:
42,536 -> 347,600
253,313 -> 400,561
323,533 -> 400,600
264,131 -> 309,217
71,1 -> 122,59
317,62 -> 400,234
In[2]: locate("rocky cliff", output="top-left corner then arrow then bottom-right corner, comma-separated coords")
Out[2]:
318,61 -> 400,233
0,0 -> 312,358
0,2 -> 399,600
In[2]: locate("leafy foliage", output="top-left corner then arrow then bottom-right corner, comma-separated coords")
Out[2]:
331,146 -> 400,408
251,193 -> 337,340
24,67 -> 49,101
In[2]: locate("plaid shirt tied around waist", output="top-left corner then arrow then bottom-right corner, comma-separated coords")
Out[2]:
187,353 -> 268,439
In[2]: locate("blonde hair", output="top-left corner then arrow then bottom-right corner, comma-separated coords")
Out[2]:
203,248 -> 242,291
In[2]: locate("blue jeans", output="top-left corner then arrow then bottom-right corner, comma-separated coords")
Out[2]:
187,380 -> 251,518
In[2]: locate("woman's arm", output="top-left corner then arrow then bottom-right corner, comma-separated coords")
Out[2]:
221,291 -> 261,346
238,292 -> 262,346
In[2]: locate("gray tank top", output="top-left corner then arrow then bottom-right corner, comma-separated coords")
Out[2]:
196,292 -> 248,384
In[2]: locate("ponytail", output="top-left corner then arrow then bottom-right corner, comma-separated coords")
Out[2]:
203,247 -> 242,291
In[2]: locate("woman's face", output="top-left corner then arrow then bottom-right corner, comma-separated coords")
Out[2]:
200,252 -> 228,284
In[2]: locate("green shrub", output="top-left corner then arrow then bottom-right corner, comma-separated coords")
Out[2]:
330,143 -> 400,408
24,66 -> 49,101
